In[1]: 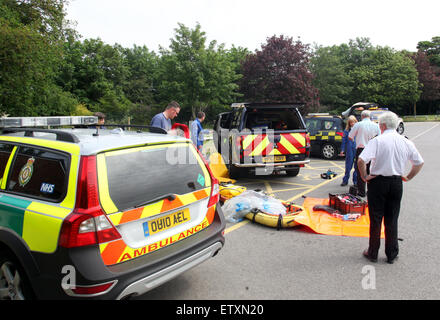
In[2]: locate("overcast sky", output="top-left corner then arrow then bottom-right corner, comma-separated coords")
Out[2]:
66,0 -> 439,52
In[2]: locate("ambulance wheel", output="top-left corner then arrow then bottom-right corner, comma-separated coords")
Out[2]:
0,252 -> 34,300
321,143 -> 337,160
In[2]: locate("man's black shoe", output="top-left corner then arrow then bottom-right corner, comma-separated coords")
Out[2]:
387,256 -> 398,264
363,249 -> 377,262
358,192 -> 366,197
340,182 -> 348,186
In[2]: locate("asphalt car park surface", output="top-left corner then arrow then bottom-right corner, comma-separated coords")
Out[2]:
137,122 -> 440,300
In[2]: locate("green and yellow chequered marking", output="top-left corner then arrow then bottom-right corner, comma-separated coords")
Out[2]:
309,131 -> 342,142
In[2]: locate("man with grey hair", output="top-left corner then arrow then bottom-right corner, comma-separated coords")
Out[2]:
358,111 -> 424,264
349,110 -> 381,197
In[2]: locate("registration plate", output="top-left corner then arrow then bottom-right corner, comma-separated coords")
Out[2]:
143,208 -> 190,237
262,155 -> 286,163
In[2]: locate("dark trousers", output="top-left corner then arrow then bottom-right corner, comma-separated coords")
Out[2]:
367,176 -> 403,260
355,148 -> 368,196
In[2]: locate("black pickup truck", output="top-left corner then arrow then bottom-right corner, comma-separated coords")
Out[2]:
213,102 -> 311,178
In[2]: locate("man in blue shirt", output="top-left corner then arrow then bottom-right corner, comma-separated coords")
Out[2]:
191,111 -> 205,151
150,101 -> 180,132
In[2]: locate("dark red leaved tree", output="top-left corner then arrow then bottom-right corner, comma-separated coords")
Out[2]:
240,35 -> 319,113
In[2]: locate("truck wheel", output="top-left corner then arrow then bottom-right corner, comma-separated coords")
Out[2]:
0,253 -> 34,300
228,163 -> 243,179
285,166 -> 300,177
321,143 -> 337,160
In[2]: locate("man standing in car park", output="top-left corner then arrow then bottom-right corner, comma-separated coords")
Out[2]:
349,110 -> 381,197
357,111 -> 424,264
191,111 -> 206,151
150,101 -> 181,132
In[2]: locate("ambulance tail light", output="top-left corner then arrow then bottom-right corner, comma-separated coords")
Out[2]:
208,178 -> 220,208
195,146 -> 220,208
60,156 -> 121,248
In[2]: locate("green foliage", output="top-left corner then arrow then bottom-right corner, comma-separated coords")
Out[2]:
0,1 -> 437,120
0,0 -> 78,116
417,36 -> 440,67
311,38 -> 421,114
155,23 -> 241,122
311,46 -> 352,109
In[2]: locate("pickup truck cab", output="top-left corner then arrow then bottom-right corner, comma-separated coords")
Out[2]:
214,103 -> 310,178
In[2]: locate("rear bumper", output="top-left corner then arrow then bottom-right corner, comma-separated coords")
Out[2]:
30,205 -> 226,300
116,242 -> 222,299
233,159 -> 310,168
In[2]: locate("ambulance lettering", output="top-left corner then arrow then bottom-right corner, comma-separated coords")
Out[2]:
117,219 -> 210,263
40,183 -> 55,194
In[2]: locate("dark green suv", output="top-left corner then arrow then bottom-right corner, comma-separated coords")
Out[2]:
305,114 -> 344,159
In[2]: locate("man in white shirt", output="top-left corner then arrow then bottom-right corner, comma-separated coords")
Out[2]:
358,111 -> 424,264
349,110 -> 381,197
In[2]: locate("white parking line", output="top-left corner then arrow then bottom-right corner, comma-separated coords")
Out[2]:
410,123 -> 439,141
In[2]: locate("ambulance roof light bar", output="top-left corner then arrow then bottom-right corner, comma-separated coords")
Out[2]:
0,116 -> 97,128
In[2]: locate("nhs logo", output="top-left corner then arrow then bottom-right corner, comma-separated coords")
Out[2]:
40,183 -> 55,194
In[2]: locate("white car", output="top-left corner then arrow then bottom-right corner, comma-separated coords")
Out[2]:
342,102 -> 404,135
369,110 -> 405,135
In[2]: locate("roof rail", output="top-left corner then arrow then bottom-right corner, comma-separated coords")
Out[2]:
307,113 -> 331,116
1,128 -> 79,143
80,124 -> 167,135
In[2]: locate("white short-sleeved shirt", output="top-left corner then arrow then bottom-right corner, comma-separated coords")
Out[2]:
359,129 -> 424,176
348,118 -> 381,149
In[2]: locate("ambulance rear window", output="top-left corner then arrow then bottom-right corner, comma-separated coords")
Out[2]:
104,143 -> 209,211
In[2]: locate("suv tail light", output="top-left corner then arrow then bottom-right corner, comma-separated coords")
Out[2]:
305,133 -> 311,157
195,147 -> 220,208
59,156 -> 121,248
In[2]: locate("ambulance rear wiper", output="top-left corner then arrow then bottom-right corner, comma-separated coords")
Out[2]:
134,193 -> 176,208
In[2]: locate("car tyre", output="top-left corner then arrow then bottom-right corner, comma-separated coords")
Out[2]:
397,122 -> 404,135
321,143 -> 337,160
0,253 -> 34,300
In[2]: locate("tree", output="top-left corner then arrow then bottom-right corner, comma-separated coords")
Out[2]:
155,23 -> 241,122
240,35 -> 319,113
0,0 -> 77,116
311,38 -> 420,114
417,36 -> 440,67
58,38 -> 132,120
311,45 -> 352,109
412,51 -> 440,114
123,45 -> 158,106
349,46 -> 420,113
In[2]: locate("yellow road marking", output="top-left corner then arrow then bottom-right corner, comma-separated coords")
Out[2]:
264,181 -> 274,197
224,219 -> 250,234
286,176 -> 341,202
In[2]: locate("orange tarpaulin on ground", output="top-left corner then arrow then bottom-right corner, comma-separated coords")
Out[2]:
295,197 -> 384,238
